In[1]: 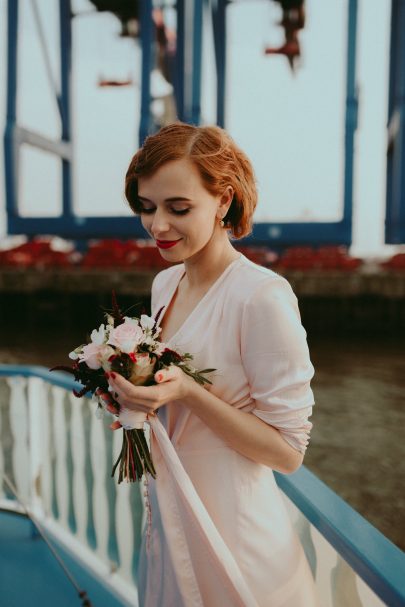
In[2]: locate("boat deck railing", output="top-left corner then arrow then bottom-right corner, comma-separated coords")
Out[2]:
0,365 -> 404,607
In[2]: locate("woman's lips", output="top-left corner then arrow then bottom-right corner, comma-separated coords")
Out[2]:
156,239 -> 182,249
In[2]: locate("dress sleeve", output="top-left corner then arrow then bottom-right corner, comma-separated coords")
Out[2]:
240,277 -> 315,455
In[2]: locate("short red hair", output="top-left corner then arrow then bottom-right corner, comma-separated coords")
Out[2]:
125,122 -> 258,239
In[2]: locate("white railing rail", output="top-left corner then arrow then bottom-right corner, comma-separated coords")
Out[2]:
0,366 -> 142,607
0,365 -> 404,607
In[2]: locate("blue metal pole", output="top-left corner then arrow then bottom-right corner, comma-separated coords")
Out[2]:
191,0 -> 203,125
4,0 -> 18,225
342,0 -> 358,245
385,0 -> 405,244
385,0 -> 398,243
212,0 -> 227,127
393,0 -> 405,244
59,0 -> 73,218
139,0 -> 153,145
175,0 -> 186,122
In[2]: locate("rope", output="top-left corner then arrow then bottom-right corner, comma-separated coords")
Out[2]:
2,472 -> 93,607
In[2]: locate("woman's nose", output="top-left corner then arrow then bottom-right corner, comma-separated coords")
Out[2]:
151,208 -> 170,234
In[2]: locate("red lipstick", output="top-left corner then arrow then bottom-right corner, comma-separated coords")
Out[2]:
156,239 -> 182,249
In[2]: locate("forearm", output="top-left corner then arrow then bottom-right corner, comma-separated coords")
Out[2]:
178,383 -> 304,474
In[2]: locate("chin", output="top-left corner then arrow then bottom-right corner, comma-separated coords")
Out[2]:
158,248 -> 185,262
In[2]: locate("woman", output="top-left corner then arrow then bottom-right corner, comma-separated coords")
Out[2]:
104,122 -> 320,606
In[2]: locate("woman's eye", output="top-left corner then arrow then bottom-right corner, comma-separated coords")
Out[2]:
172,209 -> 190,215
139,207 -> 190,216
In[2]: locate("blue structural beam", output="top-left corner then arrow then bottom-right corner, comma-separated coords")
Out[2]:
385,0 -> 405,244
244,220 -> 352,247
342,0 -> 358,230
212,0 -> 227,127
139,0 -> 153,145
174,0 -> 185,121
191,0 -> 203,125
6,215 -> 353,245
59,0 -> 73,218
3,0 -> 359,248
7,216 -> 146,239
174,0 -> 203,125
3,0 -> 74,234
3,0 -> 18,219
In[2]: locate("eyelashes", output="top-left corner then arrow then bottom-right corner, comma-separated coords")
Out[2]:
139,207 -> 190,216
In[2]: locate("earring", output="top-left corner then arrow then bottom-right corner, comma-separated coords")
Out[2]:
219,219 -> 225,227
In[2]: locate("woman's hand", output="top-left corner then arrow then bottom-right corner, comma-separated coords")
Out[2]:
102,365 -> 201,430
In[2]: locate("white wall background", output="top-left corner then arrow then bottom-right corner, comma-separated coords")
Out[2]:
0,0 -> 400,257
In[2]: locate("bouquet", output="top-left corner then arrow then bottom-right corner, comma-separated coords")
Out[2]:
50,291 -> 215,483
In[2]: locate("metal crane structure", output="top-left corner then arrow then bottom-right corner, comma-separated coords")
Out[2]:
5,0 -> 402,247
386,0 -> 405,244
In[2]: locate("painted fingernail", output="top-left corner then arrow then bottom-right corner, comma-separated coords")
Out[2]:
110,372 -> 116,379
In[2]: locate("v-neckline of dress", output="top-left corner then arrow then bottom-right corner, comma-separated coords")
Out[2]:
159,253 -> 244,345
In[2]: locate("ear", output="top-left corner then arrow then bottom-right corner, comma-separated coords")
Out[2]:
217,185 -> 234,217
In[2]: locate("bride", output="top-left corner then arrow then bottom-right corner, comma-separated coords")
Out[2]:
102,122 -> 320,606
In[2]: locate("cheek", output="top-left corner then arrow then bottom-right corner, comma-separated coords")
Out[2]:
193,211 -> 215,235
140,215 -> 151,232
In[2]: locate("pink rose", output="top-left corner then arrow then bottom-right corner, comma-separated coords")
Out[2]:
79,343 -> 115,370
107,319 -> 143,354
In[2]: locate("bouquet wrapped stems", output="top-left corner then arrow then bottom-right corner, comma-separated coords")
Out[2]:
50,291 -> 216,484
112,427 -> 156,483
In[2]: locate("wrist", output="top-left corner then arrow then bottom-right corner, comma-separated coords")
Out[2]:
180,378 -> 208,410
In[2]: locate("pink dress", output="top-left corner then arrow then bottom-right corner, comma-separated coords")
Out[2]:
137,253 -> 320,606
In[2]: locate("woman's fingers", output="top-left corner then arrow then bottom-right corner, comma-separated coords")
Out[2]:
106,403 -> 119,416
107,373 -> 161,406
96,387 -> 113,401
109,420 -> 122,431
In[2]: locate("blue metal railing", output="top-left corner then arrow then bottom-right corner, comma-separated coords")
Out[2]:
275,467 -> 405,607
1,364 -> 405,606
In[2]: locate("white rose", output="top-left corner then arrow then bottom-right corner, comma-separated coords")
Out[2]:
154,342 -> 167,356
90,324 -> 106,345
140,314 -> 156,331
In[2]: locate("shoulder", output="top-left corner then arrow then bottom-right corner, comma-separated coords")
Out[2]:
235,257 -> 308,348
231,255 -> 298,313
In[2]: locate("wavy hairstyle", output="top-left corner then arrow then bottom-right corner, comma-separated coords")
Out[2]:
125,122 -> 258,239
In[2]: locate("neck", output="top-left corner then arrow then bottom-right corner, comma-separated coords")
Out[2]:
181,239 -> 240,290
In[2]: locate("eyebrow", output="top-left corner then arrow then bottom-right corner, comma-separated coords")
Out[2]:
137,196 -> 192,204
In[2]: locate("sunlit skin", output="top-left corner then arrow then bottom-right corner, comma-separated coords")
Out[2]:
100,157 -> 304,474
